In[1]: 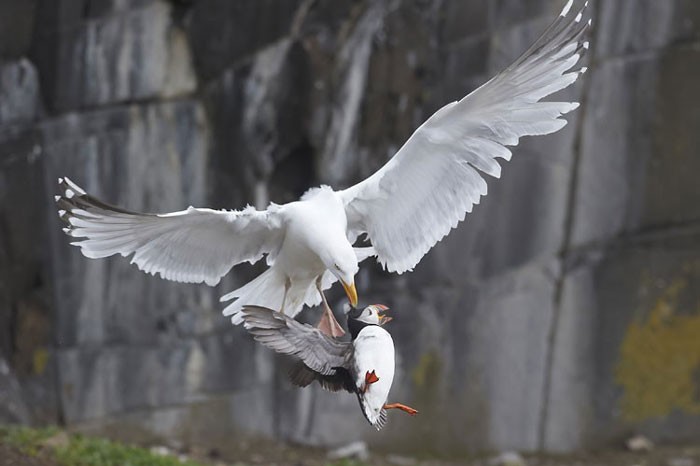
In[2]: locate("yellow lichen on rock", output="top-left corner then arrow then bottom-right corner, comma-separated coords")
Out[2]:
615,277 -> 700,421
411,350 -> 443,393
32,347 -> 49,375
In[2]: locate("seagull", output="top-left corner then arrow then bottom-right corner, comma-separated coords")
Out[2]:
240,304 -> 417,429
56,0 -> 590,338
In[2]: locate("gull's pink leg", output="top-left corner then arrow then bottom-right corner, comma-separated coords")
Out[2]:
315,277 -> 345,338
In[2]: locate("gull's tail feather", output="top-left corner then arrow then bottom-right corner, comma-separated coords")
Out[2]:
221,268 -> 285,324
221,268 -> 313,324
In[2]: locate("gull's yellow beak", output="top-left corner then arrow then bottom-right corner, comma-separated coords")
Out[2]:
341,280 -> 358,307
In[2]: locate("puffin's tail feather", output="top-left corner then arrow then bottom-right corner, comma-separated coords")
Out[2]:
220,268 -> 312,324
356,393 -> 388,431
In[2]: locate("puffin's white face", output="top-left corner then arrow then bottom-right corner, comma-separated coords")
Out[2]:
355,304 -> 391,326
322,243 -> 360,307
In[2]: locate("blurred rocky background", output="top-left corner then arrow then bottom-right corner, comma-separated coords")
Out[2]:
0,0 -> 699,457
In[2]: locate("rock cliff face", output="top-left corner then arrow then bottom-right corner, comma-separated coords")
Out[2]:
1,0 -> 699,454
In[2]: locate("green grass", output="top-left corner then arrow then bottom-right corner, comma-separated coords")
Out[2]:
326,460 -> 369,466
1,425 -> 58,456
0,425 -> 374,466
53,436 -> 206,466
0,425 -> 207,466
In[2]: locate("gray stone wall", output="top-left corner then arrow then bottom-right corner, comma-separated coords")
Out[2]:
1,0 -> 699,455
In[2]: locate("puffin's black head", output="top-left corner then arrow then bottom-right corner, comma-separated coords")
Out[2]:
346,306 -> 364,321
346,304 -> 391,339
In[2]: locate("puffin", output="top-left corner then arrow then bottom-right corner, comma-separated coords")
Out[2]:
240,304 -> 417,429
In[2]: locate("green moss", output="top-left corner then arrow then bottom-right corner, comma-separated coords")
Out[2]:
54,435 -> 205,466
0,425 -> 207,466
615,277 -> 700,421
325,460 -> 370,466
0,425 -> 58,456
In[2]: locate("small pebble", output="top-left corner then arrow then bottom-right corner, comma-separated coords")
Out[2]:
327,440 -> 370,462
150,445 -> 174,457
626,435 -> 654,452
489,451 -> 527,466
387,453 -> 418,465
668,458 -> 695,466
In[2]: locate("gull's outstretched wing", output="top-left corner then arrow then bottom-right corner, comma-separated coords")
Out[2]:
56,177 -> 284,286
339,0 -> 590,273
240,305 -> 351,376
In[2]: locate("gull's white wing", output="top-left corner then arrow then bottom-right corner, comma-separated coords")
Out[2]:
339,0 -> 590,273
57,177 -> 284,286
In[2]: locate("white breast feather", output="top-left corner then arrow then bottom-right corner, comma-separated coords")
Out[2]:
352,326 -> 395,427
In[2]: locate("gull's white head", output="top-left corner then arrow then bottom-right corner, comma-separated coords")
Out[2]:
319,240 -> 359,307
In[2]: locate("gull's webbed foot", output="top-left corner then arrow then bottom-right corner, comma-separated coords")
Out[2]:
317,305 -> 345,338
315,276 -> 346,338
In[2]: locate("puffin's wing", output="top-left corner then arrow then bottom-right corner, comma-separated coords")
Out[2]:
56,177 -> 284,286
339,0 -> 590,274
288,361 -> 355,393
240,306 -> 351,376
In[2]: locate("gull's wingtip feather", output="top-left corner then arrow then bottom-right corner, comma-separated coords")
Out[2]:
560,0 -> 574,17
62,177 -> 86,195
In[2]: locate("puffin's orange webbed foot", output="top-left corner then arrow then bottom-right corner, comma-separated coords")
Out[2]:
365,370 -> 379,385
361,370 -> 380,393
383,403 -> 418,416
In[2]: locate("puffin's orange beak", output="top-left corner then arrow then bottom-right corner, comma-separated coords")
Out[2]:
341,280 -> 358,307
371,304 -> 392,325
